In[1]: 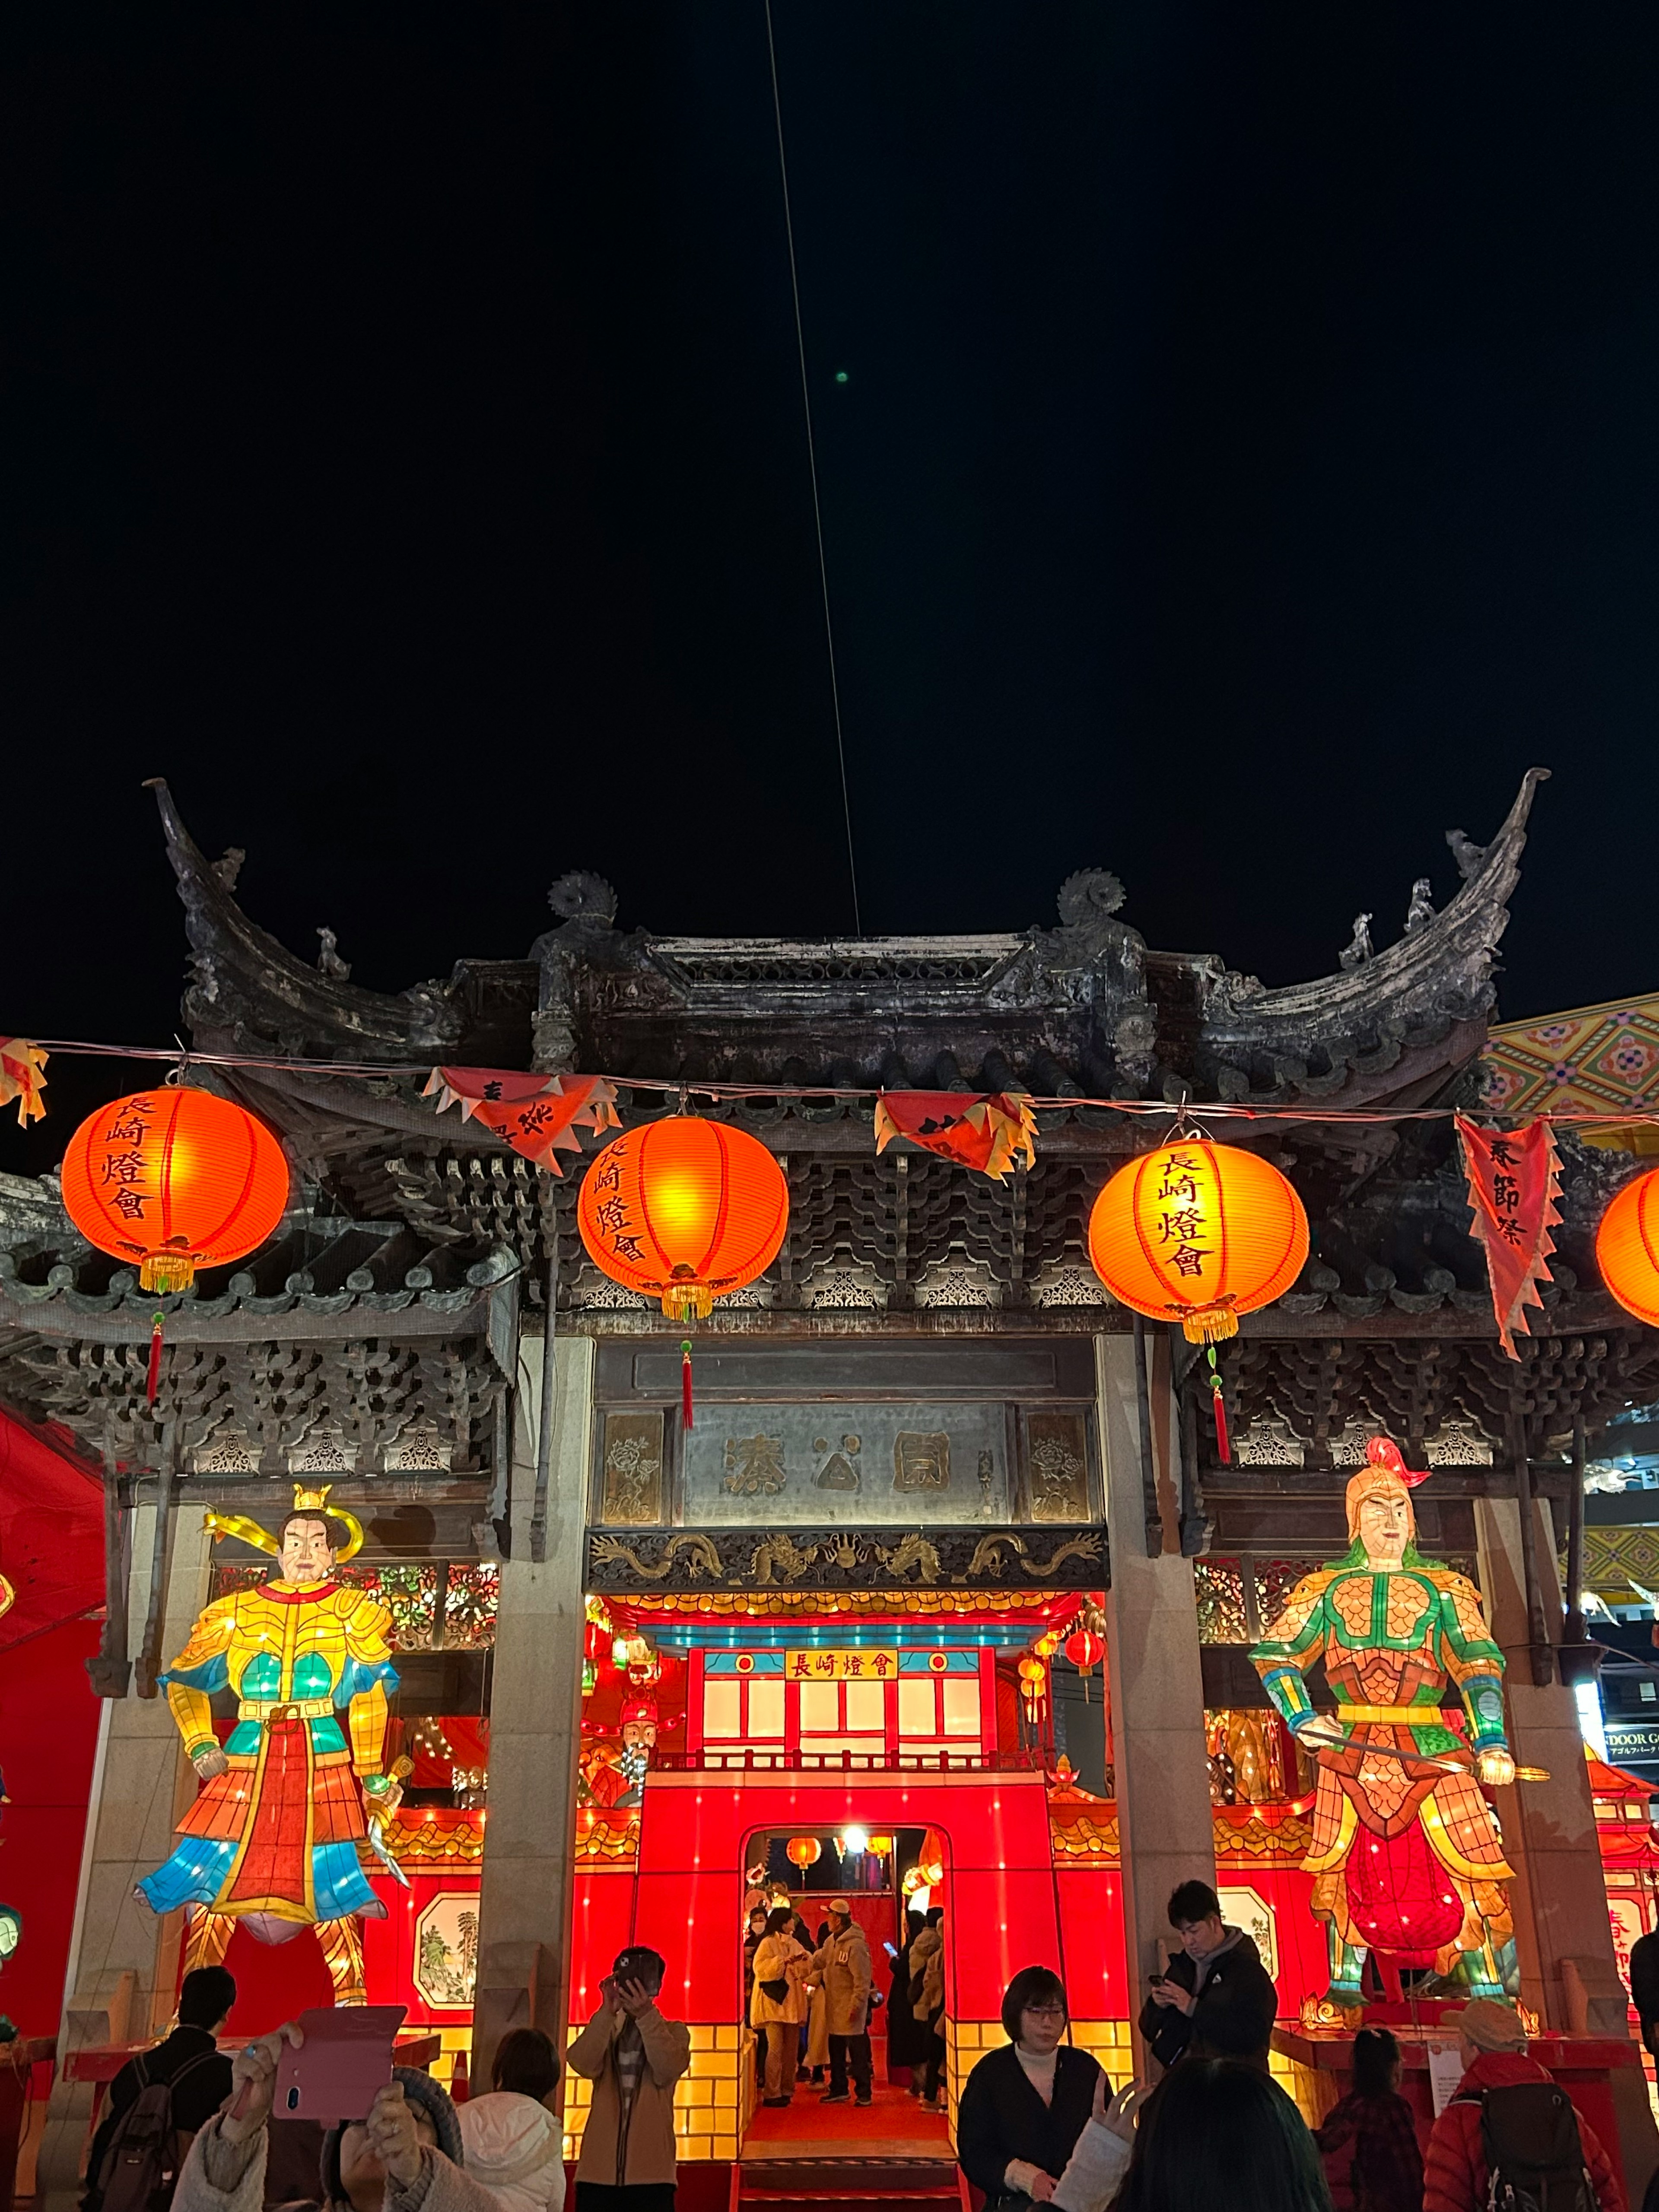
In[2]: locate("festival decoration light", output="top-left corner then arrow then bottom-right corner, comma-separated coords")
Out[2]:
62,1086 -> 290,1294
1063,1624 -> 1105,1677
577,1116 -> 789,1424
61,1086 -> 290,1402
1087,1135 -> 1308,1343
1596,1166 -> 1659,1327
786,1836 -> 822,1870
1017,1654 -> 1048,1717
841,1826 -> 870,1855
1088,1133 -> 1308,1462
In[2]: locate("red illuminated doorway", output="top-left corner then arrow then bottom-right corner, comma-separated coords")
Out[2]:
738,1821 -> 949,2158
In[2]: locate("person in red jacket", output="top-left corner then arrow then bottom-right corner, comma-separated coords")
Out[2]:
1422,1998 -> 1625,2212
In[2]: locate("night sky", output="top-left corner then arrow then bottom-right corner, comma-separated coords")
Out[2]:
6,8 -> 1659,1173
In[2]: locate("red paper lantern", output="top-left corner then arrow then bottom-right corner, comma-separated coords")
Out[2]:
1596,1168 -> 1659,1326
577,1116 -> 788,1322
1087,1138 -> 1308,1343
786,1836 -> 822,1870
61,1086 -> 289,1294
1064,1627 -> 1105,1676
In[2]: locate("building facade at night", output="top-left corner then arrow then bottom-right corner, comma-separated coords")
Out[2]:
7,767 -> 1659,2200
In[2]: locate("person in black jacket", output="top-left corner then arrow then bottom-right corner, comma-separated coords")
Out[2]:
83,1965 -> 236,2212
1137,1881 -> 1277,2073
955,1967 -> 1102,2207
1630,1926 -> 1659,2056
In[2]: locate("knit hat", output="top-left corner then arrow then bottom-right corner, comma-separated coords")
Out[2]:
1441,1998 -> 1527,2054
321,2065 -> 465,2206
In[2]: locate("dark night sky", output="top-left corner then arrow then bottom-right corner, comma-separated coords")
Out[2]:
6,6 -> 1659,1174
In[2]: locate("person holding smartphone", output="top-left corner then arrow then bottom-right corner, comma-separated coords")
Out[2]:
1137,1882 -> 1277,2073
566,1946 -> 692,2212
173,2024 -> 498,2212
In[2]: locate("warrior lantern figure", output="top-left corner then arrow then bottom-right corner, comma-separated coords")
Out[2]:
1249,1437 -> 1516,2005
137,1485 -> 400,2004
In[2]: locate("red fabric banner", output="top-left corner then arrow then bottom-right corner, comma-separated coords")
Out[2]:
0,1038 -> 47,1125
423,1068 -> 618,1173
873,1091 -> 1037,1181
1455,1116 -> 1563,1358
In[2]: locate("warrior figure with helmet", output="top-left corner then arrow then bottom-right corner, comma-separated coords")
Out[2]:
135,1484 -> 401,2004
1249,1437 -> 1516,2006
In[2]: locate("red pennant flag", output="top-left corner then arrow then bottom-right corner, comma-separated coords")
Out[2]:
874,1091 -> 1037,1181
0,1038 -> 48,1125
423,1068 -> 620,1173
1455,1116 -> 1563,1359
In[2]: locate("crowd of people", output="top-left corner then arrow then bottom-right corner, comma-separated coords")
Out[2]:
84,1883 -> 1648,2212
955,1881 -> 1632,2212
739,1874 -> 948,2113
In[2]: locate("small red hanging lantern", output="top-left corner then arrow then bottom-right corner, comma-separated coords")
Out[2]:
786,1836 -> 822,1871
578,1116 -> 789,1427
61,1086 -> 290,1405
1063,1626 -> 1104,1675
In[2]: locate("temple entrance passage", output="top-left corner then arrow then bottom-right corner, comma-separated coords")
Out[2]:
737,1827 -> 947,2159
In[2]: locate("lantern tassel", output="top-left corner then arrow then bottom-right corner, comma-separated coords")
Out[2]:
146,1309 -> 165,1405
1207,1346 -> 1230,1465
680,1339 -> 694,1430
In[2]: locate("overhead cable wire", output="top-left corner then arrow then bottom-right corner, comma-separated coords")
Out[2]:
22,1035 -> 1658,1128
763,0 -> 862,936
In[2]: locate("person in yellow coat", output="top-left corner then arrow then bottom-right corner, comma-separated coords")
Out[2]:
137,1486 -> 400,2002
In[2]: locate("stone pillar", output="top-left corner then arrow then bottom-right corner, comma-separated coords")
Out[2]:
37,1502 -> 214,2212
470,1332 -> 594,2091
1097,1333 -> 1215,2066
1475,1493 -> 1659,2195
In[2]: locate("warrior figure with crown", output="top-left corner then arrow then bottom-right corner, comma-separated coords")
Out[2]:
1249,1437 -> 1516,2006
136,1486 -> 400,2005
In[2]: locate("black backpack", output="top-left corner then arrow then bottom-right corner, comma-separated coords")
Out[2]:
92,2050 -> 215,2212
1455,2082 -> 1599,2212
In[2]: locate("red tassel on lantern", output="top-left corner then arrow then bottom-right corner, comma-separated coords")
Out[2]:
146,1311 -> 165,1405
1207,1348 -> 1230,1465
681,1339 -> 694,1430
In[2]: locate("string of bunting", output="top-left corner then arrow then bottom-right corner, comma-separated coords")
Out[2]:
16,1031 -> 1659,1130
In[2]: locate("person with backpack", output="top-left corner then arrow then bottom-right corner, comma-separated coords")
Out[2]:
84,1965 -> 236,2212
1423,1997 -> 1625,2212
908,1909 -> 946,2111
1312,2027 -> 1422,2212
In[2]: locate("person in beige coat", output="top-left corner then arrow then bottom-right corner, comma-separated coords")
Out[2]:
566,1945 -> 692,2212
749,1906 -> 810,2107
810,1901 -> 873,2107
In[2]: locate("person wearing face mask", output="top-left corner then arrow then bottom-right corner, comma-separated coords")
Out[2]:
1137,1882 -> 1277,2073
172,2024 -> 499,2212
955,1969 -> 1104,2209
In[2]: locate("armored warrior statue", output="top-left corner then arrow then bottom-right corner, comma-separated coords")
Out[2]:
136,1484 -> 401,2005
1249,1437 -> 1516,2006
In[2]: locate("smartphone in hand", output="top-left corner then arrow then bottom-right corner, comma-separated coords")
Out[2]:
274,2006 -> 407,2123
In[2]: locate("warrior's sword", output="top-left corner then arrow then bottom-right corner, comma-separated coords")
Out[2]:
1301,1729 -> 1549,1782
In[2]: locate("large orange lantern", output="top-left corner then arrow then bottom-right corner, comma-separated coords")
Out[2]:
1596,1168 -> 1659,1325
1087,1136 -> 1309,1344
62,1087 -> 290,1294
578,1116 -> 788,1319
786,1836 -> 821,1870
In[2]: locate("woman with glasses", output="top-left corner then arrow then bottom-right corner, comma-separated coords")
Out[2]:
955,1968 -> 1109,2208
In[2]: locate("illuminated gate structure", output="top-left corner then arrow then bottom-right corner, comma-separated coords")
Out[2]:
13,770 -> 1659,2206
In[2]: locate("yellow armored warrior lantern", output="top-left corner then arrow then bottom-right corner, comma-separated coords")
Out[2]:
136,1484 -> 400,2004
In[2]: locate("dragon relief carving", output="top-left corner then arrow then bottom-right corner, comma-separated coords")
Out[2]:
588,1532 -> 724,1582
964,1530 -> 1104,1580
746,1532 -> 823,1586
874,1532 -> 943,1584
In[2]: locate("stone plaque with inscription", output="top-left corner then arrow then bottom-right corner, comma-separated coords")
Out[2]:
680,1402 -> 1012,1526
